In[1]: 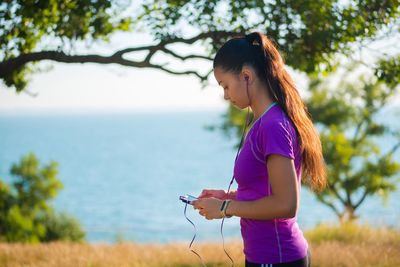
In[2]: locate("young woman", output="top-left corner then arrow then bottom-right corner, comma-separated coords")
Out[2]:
192,32 -> 327,267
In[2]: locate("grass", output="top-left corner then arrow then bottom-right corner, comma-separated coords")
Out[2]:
0,222 -> 399,267
304,222 -> 400,267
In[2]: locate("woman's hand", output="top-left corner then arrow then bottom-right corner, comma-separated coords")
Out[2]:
198,189 -> 228,200
192,197 -> 224,220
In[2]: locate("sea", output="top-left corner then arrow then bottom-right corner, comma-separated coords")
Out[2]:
0,109 -> 399,243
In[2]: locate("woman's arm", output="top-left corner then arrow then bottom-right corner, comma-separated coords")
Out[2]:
193,154 -> 298,220
226,190 -> 237,200
198,189 -> 237,200
226,154 -> 298,220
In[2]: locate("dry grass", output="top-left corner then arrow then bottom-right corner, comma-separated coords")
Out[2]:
0,241 -> 244,267
0,223 -> 399,267
305,222 -> 400,267
309,241 -> 399,267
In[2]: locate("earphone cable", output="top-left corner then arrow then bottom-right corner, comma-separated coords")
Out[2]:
184,202 -> 207,267
183,106 -> 252,267
220,106 -> 252,267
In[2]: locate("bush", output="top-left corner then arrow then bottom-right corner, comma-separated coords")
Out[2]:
40,211 -> 85,242
0,153 -> 86,243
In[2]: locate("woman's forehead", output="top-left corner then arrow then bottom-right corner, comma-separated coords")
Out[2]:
214,68 -> 234,84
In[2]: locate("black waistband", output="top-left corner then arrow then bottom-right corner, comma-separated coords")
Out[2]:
245,250 -> 310,267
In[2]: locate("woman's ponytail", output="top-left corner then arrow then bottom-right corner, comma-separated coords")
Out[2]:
213,32 -> 327,191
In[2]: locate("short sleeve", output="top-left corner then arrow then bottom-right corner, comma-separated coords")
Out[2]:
257,119 -> 295,160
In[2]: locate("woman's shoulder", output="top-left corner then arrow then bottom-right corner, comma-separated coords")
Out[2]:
259,105 -> 289,128
257,106 -> 296,139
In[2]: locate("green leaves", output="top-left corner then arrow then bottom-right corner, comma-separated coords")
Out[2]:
4,205 -> 41,243
0,0 -> 133,91
0,153 -> 85,243
40,211 -> 85,242
1,0 -> 398,92
136,0 -> 399,73
10,153 -> 62,212
375,55 -> 400,88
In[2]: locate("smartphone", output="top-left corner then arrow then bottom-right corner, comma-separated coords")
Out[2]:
179,194 -> 198,205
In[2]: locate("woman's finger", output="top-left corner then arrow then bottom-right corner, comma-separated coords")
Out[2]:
198,189 -> 210,198
192,200 -> 201,209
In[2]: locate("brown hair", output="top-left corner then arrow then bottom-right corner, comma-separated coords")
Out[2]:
213,32 -> 327,191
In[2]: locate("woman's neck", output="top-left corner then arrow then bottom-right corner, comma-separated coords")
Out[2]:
250,88 -> 274,121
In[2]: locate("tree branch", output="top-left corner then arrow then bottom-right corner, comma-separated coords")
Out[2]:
354,189 -> 369,210
159,47 -> 213,61
327,180 -> 347,205
383,139 -> 400,159
0,30 -> 240,85
317,195 -> 341,218
351,101 -> 387,153
351,120 -> 365,147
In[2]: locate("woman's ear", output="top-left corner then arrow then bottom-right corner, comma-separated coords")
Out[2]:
241,72 -> 252,85
241,66 -> 254,84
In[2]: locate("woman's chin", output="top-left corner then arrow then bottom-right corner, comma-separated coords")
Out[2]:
232,102 -> 240,109
235,103 -> 247,109
230,101 -> 247,110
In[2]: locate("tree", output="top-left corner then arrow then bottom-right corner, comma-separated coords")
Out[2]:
1,0 -> 399,92
0,153 -> 85,242
306,63 -> 400,222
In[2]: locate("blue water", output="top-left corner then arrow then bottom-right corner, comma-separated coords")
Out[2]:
0,110 -> 399,244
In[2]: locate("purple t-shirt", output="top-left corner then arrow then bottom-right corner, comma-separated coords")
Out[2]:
233,104 -> 308,264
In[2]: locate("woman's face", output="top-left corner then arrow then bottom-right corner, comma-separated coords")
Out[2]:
213,67 -> 249,109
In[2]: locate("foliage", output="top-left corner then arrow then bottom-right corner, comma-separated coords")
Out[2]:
1,0 -> 399,92
40,211 -> 85,242
137,0 -> 400,72
0,153 -> 85,243
0,0 -> 132,92
375,54 -> 400,88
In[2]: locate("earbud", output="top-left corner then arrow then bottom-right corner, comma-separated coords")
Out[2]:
244,76 -> 251,106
